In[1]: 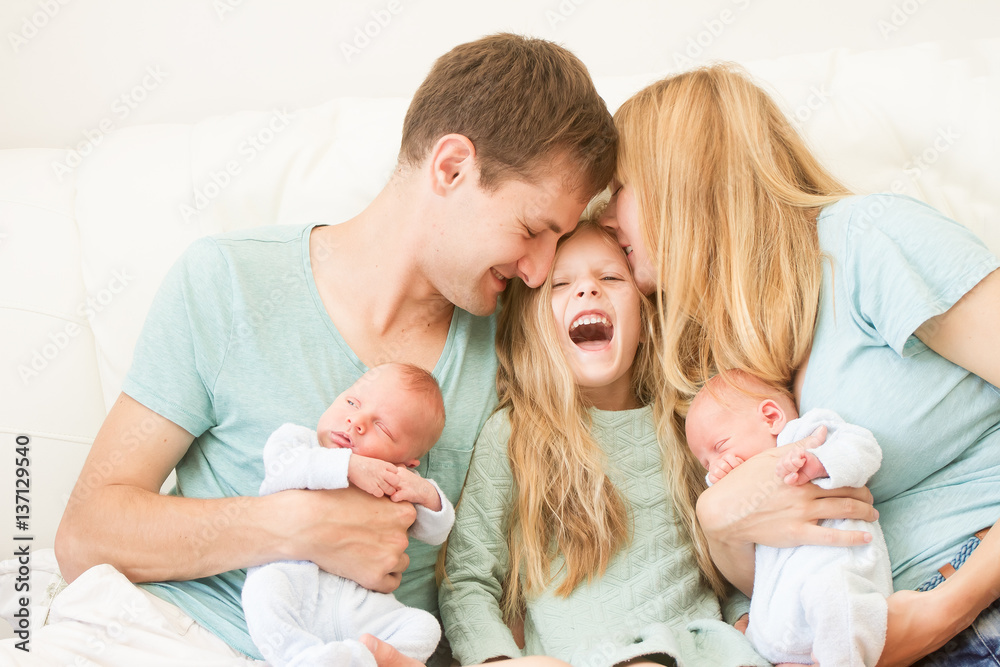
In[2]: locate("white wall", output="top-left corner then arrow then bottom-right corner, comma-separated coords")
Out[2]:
2,0 -> 998,149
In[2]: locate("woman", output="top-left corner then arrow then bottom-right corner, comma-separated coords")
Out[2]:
601,63 -> 1000,666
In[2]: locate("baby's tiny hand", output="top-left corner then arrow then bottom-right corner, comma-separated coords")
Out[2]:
347,455 -> 399,498
388,467 -> 441,511
707,453 -> 745,484
777,448 -> 827,486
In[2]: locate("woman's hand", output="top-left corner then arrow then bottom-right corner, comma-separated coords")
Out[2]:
879,522 -> 1000,665
877,588 -> 969,666
696,427 -> 878,594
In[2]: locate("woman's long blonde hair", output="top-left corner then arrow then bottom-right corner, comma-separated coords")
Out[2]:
495,219 -> 662,622
614,63 -> 851,595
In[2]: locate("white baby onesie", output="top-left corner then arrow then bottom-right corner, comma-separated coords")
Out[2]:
242,423 -> 454,667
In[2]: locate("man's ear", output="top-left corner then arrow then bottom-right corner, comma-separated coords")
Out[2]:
428,133 -> 476,196
758,399 -> 787,435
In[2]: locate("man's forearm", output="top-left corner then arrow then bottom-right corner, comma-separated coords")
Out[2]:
55,485 -> 287,583
57,482 -> 416,592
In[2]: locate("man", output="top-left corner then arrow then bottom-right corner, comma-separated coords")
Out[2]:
14,33 -> 615,664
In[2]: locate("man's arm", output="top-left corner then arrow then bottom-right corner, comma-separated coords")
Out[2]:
54,392 -> 416,593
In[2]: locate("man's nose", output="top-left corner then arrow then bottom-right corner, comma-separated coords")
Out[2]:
517,238 -> 557,288
600,204 -> 619,232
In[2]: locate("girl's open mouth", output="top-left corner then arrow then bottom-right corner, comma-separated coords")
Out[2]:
569,311 -> 614,351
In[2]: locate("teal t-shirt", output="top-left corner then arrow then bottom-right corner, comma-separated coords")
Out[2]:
122,223 -> 498,658
801,194 -> 1000,591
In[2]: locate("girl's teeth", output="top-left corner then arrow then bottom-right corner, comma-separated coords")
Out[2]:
624,245 -> 633,256
571,315 -> 610,329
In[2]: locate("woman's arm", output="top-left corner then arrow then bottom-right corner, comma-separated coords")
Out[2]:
915,268 -> 1000,387
696,430 -> 878,596
877,268 -> 1000,665
55,392 -> 415,592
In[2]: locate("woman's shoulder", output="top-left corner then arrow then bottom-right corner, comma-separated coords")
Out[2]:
820,193 -> 942,227
818,193 -> 990,257
820,193 -> 968,235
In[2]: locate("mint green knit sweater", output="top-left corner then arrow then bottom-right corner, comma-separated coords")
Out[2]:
439,406 -> 768,667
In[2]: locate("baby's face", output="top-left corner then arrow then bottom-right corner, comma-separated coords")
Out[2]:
685,393 -> 782,474
316,366 -> 431,466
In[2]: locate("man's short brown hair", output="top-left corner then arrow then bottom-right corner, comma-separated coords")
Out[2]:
400,33 -> 617,197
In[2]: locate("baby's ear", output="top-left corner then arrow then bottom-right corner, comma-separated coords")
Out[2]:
758,399 -> 787,435
404,459 -> 420,469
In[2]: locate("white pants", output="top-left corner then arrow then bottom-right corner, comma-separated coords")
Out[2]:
0,563 -> 260,666
243,560 -> 441,667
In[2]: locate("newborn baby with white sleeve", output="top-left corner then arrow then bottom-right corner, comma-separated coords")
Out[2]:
242,361 -> 452,667
685,370 -> 893,667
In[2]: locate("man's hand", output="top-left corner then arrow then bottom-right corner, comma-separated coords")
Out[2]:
282,485 -> 416,593
388,467 -> 441,511
708,453 -> 745,484
348,454 -> 401,498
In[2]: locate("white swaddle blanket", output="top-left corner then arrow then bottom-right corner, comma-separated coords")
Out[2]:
746,409 -> 893,667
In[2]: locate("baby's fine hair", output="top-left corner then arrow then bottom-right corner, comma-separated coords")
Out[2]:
699,369 -> 798,419
371,362 -> 446,449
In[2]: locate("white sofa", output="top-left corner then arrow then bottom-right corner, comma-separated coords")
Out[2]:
1,40 -> 999,637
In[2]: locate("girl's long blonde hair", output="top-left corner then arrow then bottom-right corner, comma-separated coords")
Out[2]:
495,219 -> 662,622
614,63 -> 851,595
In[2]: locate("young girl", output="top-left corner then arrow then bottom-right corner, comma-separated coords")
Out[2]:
439,219 -> 768,667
